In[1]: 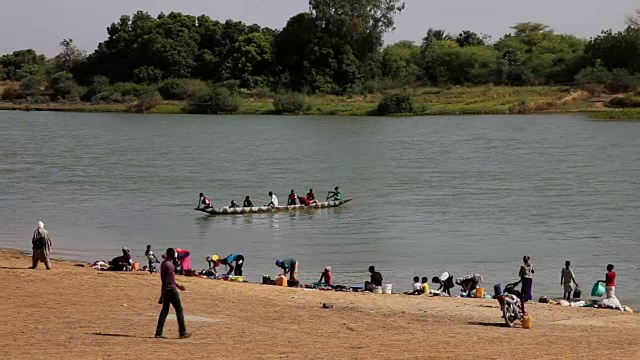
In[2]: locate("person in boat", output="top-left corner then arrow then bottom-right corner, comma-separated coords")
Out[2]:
318,266 -> 332,285
307,189 -> 318,204
197,192 -> 212,209
365,265 -> 383,292
267,191 -> 279,207
298,195 -> 311,206
243,196 -> 253,207
109,247 -> 132,271
287,189 -> 298,206
432,272 -> 455,296
220,253 -> 245,276
229,200 -> 240,208
276,258 -> 298,280
327,186 -> 343,201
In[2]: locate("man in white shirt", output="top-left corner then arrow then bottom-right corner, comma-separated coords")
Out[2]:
268,191 -> 279,207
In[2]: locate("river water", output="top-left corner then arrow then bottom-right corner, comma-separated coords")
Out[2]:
1,111 -> 639,305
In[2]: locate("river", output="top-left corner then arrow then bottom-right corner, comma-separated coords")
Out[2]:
1,111 -> 639,305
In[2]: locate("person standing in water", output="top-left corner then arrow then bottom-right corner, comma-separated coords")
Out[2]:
560,260 -> 579,300
30,221 -> 52,270
519,255 -> 535,302
155,248 -> 190,339
267,191 -> 279,207
598,264 -> 617,300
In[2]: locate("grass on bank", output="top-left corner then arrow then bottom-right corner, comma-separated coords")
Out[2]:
0,85 -> 605,116
590,109 -> 640,120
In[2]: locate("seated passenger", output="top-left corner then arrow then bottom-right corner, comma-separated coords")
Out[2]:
230,200 -> 240,208
287,189 -> 298,205
197,192 -> 212,209
243,196 -> 253,207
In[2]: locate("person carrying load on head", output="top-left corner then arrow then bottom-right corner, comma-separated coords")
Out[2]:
30,221 -> 52,270
276,258 -> 298,280
220,253 -> 245,276
197,192 -> 212,209
455,274 -> 483,294
327,186 -> 343,201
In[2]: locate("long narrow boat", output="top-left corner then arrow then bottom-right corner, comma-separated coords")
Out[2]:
195,199 -> 352,215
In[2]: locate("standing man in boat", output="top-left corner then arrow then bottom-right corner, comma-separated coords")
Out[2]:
327,186 -> 343,201
267,191 -> 279,207
197,192 -> 212,209
287,189 -> 298,205
243,196 -> 253,207
220,253 -> 245,276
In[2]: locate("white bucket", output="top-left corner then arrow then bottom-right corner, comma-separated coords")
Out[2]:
383,284 -> 393,294
373,286 -> 383,294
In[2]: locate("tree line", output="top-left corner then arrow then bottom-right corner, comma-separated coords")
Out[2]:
1,1 -> 640,113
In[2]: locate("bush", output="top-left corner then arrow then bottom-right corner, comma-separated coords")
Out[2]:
183,87 -> 241,114
606,95 -> 640,108
48,72 -> 82,100
605,69 -> 640,94
1,84 -> 23,100
29,95 -> 50,104
374,94 -> 417,115
157,79 -> 210,100
81,75 -> 110,101
20,76 -> 45,97
273,92 -> 306,114
105,82 -> 156,97
127,91 -> 162,113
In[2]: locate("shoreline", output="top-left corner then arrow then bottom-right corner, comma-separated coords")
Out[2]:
3,85 -> 636,119
2,248 -> 638,359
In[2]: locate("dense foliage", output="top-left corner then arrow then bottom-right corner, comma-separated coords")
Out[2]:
2,2 -> 640,109
375,94 -> 416,115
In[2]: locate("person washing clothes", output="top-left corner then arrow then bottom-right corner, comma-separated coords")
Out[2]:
206,254 -> 221,276
145,245 -> 160,273
318,266 -> 332,285
432,272 -> 455,296
365,265 -> 383,292
109,247 -> 132,271
220,254 -> 245,276
519,256 -> 535,302
456,274 -> 483,295
598,264 -> 617,300
276,258 -> 298,280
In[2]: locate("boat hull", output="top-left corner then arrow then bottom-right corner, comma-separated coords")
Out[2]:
195,199 -> 352,215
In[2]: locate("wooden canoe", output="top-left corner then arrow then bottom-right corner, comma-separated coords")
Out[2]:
195,199 -> 352,215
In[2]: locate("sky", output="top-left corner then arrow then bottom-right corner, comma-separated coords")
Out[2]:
0,0 -> 638,56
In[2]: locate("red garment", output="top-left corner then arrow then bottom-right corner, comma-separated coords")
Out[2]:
307,192 -> 315,201
298,196 -> 310,206
605,271 -> 616,286
288,194 -> 297,205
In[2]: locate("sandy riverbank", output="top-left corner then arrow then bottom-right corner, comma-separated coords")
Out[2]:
1,249 -> 638,360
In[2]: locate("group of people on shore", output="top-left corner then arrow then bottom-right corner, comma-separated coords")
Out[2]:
196,187 -> 344,209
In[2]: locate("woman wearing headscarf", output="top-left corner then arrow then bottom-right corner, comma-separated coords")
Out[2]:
519,255 -> 535,302
109,247 -> 132,271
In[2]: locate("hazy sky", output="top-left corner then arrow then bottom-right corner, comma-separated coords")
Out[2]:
1,0 -> 637,55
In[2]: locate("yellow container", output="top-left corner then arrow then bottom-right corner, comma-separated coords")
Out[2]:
131,262 -> 139,271
522,315 -> 533,329
231,276 -> 244,282
475,287 -> 485,298
275,276 -> 287,287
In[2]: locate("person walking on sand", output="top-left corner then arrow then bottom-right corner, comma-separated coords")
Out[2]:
561,260 -> 579,300
155,248 -> 190,339
598,264 -> 617,300
519,255 -> 535,302
30,221 -> 51,270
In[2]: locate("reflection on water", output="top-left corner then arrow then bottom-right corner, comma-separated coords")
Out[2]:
1,112 -> 639,306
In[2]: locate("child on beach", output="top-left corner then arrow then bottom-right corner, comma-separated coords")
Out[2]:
421,277 -> 430,295
318,266 -> 332,285
560,260 -> 579,300
145,245 -> 160,273
412,276 -> 422,294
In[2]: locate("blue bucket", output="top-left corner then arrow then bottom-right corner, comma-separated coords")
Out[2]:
493,284 -> 503,297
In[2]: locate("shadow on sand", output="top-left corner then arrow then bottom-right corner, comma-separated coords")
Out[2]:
91,332 -> 154,339
468,321 -> 507,328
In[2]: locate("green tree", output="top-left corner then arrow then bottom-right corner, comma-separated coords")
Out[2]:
54,39 -> 86,73
223,31 -> 277,88
380,41 -> 420,81
456,30 -> 485,47
47,71 -> 82,99
0,49 -> 46,80
585,27 -> 640,74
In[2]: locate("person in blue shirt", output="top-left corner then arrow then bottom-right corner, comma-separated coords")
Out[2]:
220,253 -> 245,276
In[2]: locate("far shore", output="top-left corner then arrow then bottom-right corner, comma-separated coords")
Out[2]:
1,248 -> 638,359
2,85 -> 638,119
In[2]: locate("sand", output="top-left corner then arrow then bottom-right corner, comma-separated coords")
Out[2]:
1,249 -> 638,360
